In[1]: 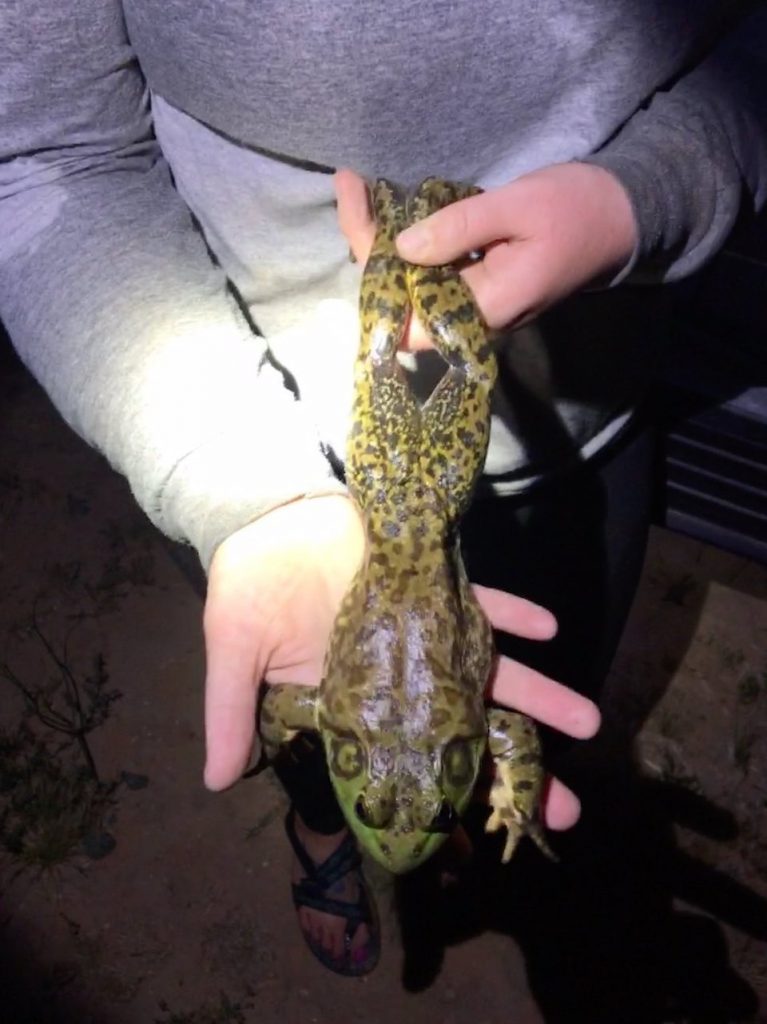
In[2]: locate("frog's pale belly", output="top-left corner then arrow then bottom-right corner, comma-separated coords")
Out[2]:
260,178 -> 553,873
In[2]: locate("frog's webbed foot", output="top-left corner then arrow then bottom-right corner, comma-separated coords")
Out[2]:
485,708 -> 557,864
259,683 -> 319,761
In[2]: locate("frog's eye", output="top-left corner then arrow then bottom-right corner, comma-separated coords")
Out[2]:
442,739 -> 474,787
329,737 -> 366,780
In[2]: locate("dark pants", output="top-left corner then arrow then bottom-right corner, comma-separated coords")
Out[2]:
273,421 -> 655,834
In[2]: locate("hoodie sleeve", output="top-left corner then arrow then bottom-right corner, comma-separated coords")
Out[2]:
0,0 -> 344,570
587,4 -> 767,282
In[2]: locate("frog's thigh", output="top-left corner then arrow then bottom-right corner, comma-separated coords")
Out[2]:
412,283 -> 494,514
408,177 -> 492,373
410,266 -> 495,378
410,177 -> 483,222
259,684 -> 318,759
421,368 -> 487,464
349,258 -> 422,504
485,708 -> 554,863
418,320 -> 493,516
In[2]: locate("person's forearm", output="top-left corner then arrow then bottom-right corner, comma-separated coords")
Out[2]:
0,160 -> 342,567
586,4 -> 767,282
0,0 -> 342,568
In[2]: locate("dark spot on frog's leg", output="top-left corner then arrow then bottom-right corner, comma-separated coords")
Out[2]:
477,339 -> 494,363
417,269 -> 443,289
517,751 -> 540,766
514,779 -> 534,792
452,301 -> 480,323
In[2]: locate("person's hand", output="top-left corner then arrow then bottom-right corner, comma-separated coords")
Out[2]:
203,495 -> 365,786
335,162 -> 637,348
202,495 -> 600,831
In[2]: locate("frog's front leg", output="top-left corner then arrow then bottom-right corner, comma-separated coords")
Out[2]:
259,683 -> 320,761
485,708 -> 556,863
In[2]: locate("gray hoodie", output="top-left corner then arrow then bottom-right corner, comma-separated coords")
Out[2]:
1,0 -> 765,566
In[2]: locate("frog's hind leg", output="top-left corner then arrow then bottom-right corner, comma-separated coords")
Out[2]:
408,180 -> 497,524
485,707 -> 556,863
346,180 -> 422,512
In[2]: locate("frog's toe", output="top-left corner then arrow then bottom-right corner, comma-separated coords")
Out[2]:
485,805 -> 557,863
530,824 -> 558,862
485,807 -> 524,863
486,761 -> 557,864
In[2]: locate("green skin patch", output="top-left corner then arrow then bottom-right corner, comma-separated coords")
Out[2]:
260,179 -> 553,873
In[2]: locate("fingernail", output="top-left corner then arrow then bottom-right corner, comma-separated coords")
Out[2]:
397,224 -> 430,258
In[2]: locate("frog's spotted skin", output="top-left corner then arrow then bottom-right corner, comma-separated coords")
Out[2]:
260,178 -> 553,873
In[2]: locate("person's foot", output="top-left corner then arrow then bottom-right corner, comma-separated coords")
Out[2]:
286,810 -> 379,975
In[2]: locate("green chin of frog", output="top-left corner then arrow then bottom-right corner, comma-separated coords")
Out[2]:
329,763 -> 480,873
346,817 -> 450,874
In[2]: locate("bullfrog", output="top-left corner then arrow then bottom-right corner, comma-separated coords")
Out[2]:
259,177 -> 552,874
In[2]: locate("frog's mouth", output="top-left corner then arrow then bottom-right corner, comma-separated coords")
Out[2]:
348,808 -> 456,875
354,788 -> 458,835
340,774 -> 477,874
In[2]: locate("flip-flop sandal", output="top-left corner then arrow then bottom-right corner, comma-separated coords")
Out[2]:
285,808 -> 380,976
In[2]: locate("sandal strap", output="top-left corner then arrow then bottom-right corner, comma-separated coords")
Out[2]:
291,880 -> 370,926
285,809 -> 362,890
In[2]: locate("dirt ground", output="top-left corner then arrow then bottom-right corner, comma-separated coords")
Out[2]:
1,340 -> 765,1024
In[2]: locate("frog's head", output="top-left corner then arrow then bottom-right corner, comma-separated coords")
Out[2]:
322,727 -> 486,873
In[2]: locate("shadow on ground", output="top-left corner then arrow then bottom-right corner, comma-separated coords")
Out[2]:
397,745 -> 766,1023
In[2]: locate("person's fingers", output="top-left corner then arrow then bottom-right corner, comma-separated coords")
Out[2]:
474,584 -> 558,640
336,168 -> 436,351
542,776 -> 581,831
395,164 -> 636,334
202,602 -> 266,790
334,167 -> 375,264
475,585 -> 598,739
396,187 -> 516,265
460,238 -> 549,330
397,198 -> 543,339
489,656 -> 601,740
